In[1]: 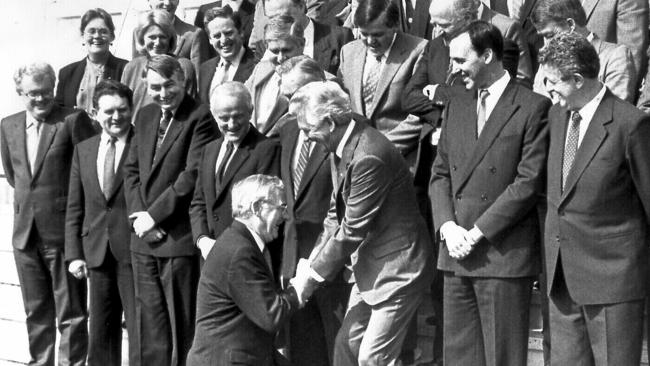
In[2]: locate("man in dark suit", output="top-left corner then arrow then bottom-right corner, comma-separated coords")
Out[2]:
187,174 -> 302,366
65,80 -> 137,366
194,0 -> 256,46
0,62 -> 96,366
430,21 -> 550,366
133,0 -> 211,73
190,81 -> 279,259
539,32 -> 650,366
124,55 -> 218,366
289,81 -> 433,366
338,0 -> 426,172
276,57 -> 350,366
253,0 -> 353,74
198,7 -> 258,105
394,0 -> 433,39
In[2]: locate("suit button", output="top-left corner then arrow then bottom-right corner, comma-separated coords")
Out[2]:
107,207 -> 112,212
555,236 -> 560,242
452,165 -> 457,171
213,214 -> 219,221
489,167 -> 497,174
481,194 -> 488,201
455,194 -> 462,200
558,210 -> 564,216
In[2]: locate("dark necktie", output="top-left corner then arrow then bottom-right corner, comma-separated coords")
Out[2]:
562,112 -> 582,191
263,246 -> 274,277
293,139 -> 311,197
476,89 -> 490,137
103,136 -> 117,200
155,109 -> 172,161
216,142 -> 234,183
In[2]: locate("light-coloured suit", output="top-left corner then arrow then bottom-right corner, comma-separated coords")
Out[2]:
338,32 -> 427,171
244,60 -> 289,137
534,35 -> 637,103
310,118 -> 433,365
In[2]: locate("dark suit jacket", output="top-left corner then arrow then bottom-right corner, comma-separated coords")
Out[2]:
431,80 -> 550,277
310,119 -> 433,305
394,0 -> 432,39
186,220 -> 299,366
124,95 -> 218,257
189,126 -> 279,243
132,16 -> 210,73
278,118 -> 332,281
253,20 -> 353,74
0,108 -> 97,249
55,53 -> 128,109
197,47 -> 258,104
65,131 -> 133,267
544,89 -> 650,305
194,0 -> 255,47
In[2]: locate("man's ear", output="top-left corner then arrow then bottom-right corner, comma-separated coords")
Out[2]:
483,48 -> 494,64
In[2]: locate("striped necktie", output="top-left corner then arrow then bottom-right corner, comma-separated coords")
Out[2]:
293,139 -> 311,197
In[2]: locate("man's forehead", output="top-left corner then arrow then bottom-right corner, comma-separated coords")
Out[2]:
146,69 -> 181,83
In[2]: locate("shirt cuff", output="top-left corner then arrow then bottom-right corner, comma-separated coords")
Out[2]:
468,225 -> 484,244
309,267 -> 325,282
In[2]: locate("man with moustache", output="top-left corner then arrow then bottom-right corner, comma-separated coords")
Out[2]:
187,175 -> 303,366
190,81 -> 279,260
245,15 -> 305,137
124,54 -> 218,366
198,6 -> 258,105
1,62 -> 95,366
430,21 -> 550,366
133,0 -> 211,72
539,32 -> 650,365
65,80 -> 137,366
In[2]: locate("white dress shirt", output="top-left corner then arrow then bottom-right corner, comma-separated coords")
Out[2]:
303,19 -> 315,59
97,131 -> 129,192
25,113 -> 41,172
567,84 -> 607,148
255,72 -> 282,131
215,138 -> 244,175
477,70 -> 511,122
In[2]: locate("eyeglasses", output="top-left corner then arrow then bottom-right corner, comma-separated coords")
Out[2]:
262,200 -> 287,213
84,28 -> 112,37
22,90 -> 53,99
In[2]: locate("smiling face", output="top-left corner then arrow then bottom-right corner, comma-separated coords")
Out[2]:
145,68 -> 185,110
20,74 -> 56,121
256,192 -> 287,242
143,25 -> 172,55
541,64 -> 580,109
449,32 -> 489,90
207,17 -> 243,62
94,94 -> 132,138
148,0 -> 179,15
266,38 -> 303,66
212,94 -> 252,143
83,17 -> 114,56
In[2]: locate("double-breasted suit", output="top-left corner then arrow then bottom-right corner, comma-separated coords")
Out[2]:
186,221 -> 300,366
0,107 -> 96,366
190,126 -> 279,244
544,89 -> 650,365
65,131 -> 137,366
338,32 -> 427,171
124,95 -> 218,366
431,79 -> 550,366
278,118 -> 349,366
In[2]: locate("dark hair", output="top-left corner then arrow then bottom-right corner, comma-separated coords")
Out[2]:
278,55 -> 325,79
354,0 -> 400,28
538,32 -> 599,79
93,80 -> 134,109
462,20 -> 504,61
532,0 -> 587,28
204,5 -> 243,33
80,8 -> 116,37
143,54 -> 185,80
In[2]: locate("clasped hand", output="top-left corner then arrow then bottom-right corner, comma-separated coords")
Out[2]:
289,258 -> 317,307
440,222 -> 477,260
129,211 -> 166,241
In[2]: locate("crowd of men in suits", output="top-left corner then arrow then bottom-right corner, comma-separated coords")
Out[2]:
4,0 -> 650,365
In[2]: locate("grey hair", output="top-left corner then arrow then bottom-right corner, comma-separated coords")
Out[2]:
289,80 -> 352,126
13,61 -> 56,94
210,81 -> 253,112
232,174 -> 285,219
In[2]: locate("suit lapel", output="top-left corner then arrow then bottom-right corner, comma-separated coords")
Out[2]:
106,131 -> 133,201
201,57 -> 219,99
368,32 -> 409,117
281,122 -> 300,197
560,92 -> 612,204
12,113 -> 30,179
296,143 -> 328,200
582,0 -> 599,20
206,140 -> 221,209
216,129 -> 256,201
261,96 -> 289,135
454,83 -> 519,193
153,98 -> 194,170
233,48 -> 256,81
85,136 -> 103,199
548,107 -> 568,203
32,120 -> 58,182
335,121 -> 363,195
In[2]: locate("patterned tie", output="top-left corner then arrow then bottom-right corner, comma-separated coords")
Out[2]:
154,109 -> 172,160
362,55 -> 382,115
562,112 -> 582,191
293,139 -> 311,197
103,136 -> 117,200
216,142 -> 234,184
476,89 -> 490,137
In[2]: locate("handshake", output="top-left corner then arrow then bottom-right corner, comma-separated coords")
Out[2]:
289,258 -> 320,307
440,221 -> 483,260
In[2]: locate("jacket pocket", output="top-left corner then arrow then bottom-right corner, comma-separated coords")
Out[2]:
371,233 -> 412,259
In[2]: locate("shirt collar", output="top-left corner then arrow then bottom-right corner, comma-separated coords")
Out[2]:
100,129 -> 130,145
25,111 -> 41,128
482,71 -> 510,100
335,120 -> 356,158
223,46 -> 246,68
576,84 -> 606,122
366,32 -> 397,61
237,218 -> 266,253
